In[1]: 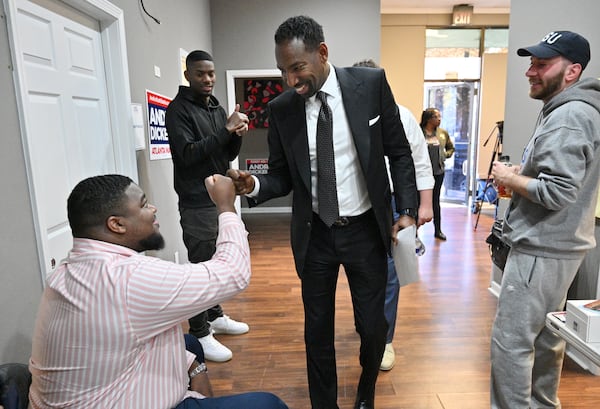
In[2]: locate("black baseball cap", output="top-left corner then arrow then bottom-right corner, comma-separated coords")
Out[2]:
517,30 -> 590,70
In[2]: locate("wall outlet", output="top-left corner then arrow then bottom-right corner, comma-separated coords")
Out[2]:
174,251 -> 179,264
154,65 -> 161,78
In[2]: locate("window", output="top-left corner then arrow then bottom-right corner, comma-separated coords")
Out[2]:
425,29 -> 481,80
484,28 -> 509,54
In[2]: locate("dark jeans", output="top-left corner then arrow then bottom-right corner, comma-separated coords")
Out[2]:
302,211 -> 387,409
174,393 -> 289,409
384,196 -> 401,343
180,206 -> 224,338
184,334 -> 205,363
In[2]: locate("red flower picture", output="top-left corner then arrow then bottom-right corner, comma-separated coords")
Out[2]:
243,79 -> 284,129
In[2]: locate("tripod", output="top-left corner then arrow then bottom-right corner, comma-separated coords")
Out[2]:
473,121 -> 504,230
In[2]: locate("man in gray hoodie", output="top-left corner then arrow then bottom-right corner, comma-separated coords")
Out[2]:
490,31 -> 600,409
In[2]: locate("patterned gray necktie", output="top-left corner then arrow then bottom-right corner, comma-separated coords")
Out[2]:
316,91 -> 339,227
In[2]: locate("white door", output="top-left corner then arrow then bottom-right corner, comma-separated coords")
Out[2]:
13,0 -> 116,276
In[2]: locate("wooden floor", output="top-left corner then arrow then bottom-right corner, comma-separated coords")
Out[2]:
188,206 -> 600,409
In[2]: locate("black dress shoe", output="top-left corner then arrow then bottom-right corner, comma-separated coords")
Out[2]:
434,231 -> 447,241
354,400 -> 374,409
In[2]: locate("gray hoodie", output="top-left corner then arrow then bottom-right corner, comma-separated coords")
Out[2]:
503,77 -> 600,259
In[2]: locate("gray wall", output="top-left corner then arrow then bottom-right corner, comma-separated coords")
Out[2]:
0,6 -> 40,362
209,0 -> 381,93
503,0 -> 600,161
0,0 -> 380,363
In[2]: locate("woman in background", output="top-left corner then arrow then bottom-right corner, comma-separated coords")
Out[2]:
420,108 -> 455,240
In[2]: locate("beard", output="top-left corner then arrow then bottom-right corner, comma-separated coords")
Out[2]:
530,66 -> 565,101
139,231 -> 165,251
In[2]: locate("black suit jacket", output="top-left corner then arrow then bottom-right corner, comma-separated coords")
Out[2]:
249,66 -> 418,275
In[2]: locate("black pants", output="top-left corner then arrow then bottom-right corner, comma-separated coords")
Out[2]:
433,173 -> 445,234
180,206 -> 224,338
302,211 -> 387,409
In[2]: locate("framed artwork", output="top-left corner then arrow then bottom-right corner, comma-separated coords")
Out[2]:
226,70 -> 284,213
226,69 -> 283,131
243,78 -> 284,129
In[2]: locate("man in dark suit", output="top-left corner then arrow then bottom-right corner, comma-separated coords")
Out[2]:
227,16 -> 418,409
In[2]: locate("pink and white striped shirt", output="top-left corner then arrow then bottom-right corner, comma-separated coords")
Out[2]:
29,212 -> 250,409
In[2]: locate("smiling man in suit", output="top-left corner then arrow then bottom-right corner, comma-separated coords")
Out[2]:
227,15 -> 418,409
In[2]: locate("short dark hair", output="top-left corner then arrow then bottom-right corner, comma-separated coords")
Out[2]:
353,59 -> 379,69
186,50 -> 213,69
274,16 -> 324,52
67,174 -> 133,236
420,108 -> 439,129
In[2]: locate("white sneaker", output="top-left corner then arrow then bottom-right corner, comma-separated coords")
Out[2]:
198,332 -> 232,362
380,342 -> 395,371
209,315 -> 249,335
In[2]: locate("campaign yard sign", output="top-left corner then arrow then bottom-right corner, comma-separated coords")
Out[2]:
246,159 -> 268,175
146,90 -> 171,160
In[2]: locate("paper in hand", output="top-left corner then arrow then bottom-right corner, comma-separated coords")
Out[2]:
392,224 -> 420,286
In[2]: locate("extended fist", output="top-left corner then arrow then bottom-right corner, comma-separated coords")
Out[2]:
205,174 -> 236,213
226,169 -> 255,195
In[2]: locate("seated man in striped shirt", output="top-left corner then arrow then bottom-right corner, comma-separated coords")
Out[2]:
28,174 -> 288,409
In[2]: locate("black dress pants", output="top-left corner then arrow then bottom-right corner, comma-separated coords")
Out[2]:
302,211 -> 388,409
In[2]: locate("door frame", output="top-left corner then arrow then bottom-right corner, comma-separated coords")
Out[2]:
225,68 -> 281,171
424,80 -> 480,206
226,69 -> 284,214
3,0 -> 136,285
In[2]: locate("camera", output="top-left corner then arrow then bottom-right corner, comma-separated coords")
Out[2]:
496,120 -> 504,135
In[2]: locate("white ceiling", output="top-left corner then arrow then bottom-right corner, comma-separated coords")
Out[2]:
381,0 -> 511,14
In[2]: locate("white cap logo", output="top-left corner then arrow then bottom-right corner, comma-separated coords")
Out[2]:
541,32 -> 562,45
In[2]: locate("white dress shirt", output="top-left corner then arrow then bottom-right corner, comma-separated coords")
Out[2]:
385,104 -> 435,192
306,64 -> 371,216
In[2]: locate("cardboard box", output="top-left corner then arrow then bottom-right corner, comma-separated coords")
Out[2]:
566,300 -> 600,343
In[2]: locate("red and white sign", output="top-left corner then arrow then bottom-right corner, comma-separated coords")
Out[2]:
246,158 -> 268,175
146,90 -> 172,160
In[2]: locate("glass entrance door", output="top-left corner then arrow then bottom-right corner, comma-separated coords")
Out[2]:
424,81 -> 479,205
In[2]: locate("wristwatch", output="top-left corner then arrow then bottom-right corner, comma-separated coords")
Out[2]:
188,362 -> 208,378
398,208 -> 417,220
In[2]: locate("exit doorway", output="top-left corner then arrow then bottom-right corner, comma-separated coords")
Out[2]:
424,81 -> 479,205
423,27 -> 508,206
